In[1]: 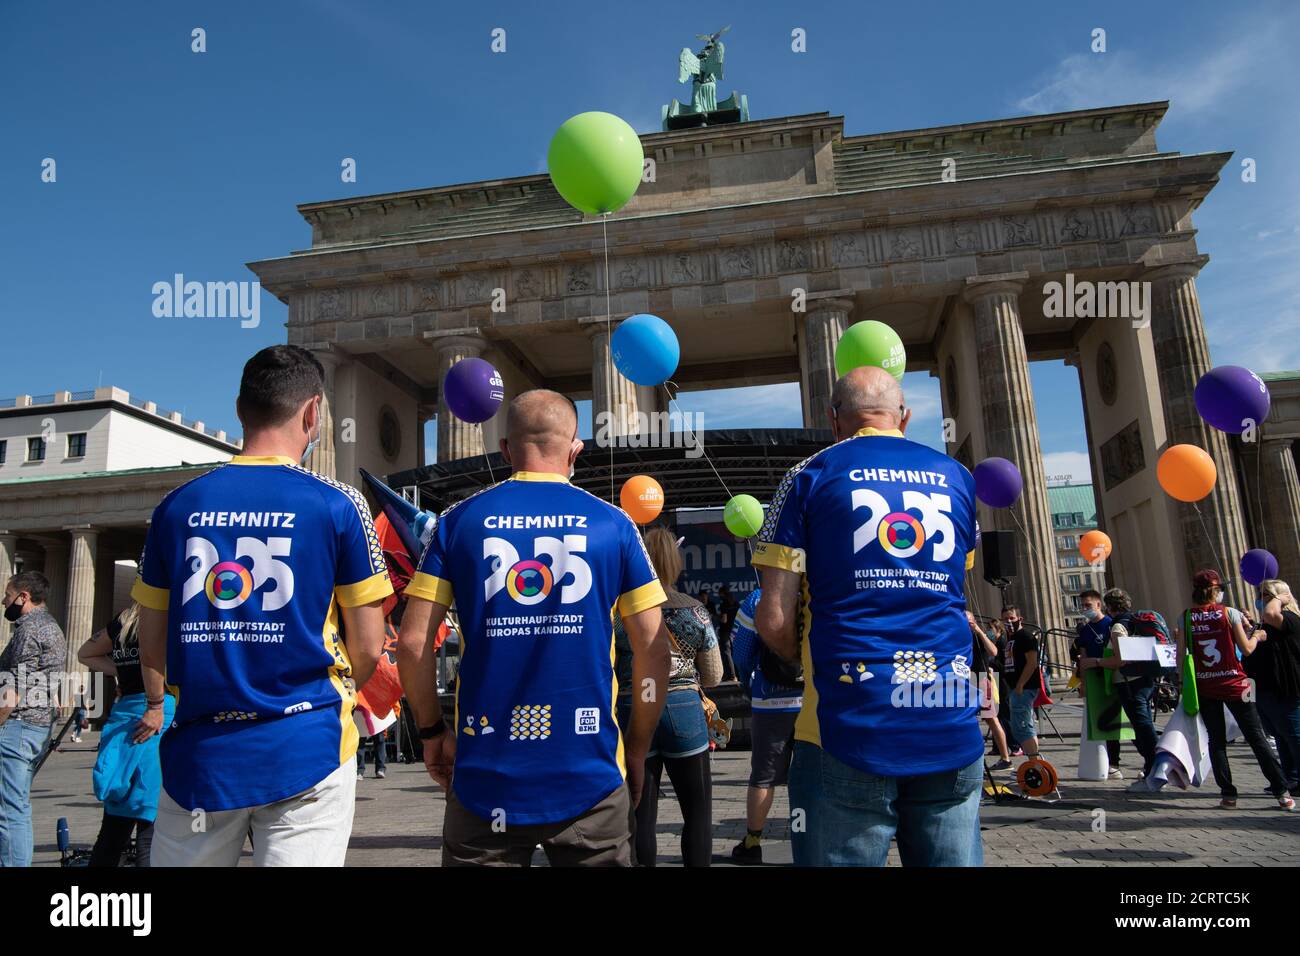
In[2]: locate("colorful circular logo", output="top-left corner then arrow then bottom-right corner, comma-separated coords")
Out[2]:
877,512 -> 925,558
205,561 -> 253,609
505,559 -> 554,605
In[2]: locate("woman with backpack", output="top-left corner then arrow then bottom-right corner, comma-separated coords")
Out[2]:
1178,569 -> 1294,811
1244,579 -> 1300,794
614,528 -> 723,866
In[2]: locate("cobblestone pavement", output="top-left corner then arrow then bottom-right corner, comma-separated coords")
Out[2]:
28,702 -> 1300,866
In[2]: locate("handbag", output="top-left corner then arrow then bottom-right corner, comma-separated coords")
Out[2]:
661,597 -> 732,749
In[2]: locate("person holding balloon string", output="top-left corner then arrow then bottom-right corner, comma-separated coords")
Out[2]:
1242,578 -> 1300,795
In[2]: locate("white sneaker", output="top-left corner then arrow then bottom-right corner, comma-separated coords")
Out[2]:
1108,767 -> 1124,780
1126,777 -> 1152,794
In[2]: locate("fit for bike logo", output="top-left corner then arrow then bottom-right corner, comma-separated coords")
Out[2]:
151,273 -> 261,329
183,535 -> 295,610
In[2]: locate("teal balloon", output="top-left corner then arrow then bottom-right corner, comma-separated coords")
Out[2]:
724,494 -> 765,538
547,112 -> 644,215
834,320 -> 906,381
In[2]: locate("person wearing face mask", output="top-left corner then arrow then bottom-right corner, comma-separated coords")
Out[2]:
0,571 -> 66,867
1246,579 -> 1300,794
398,389 -> 671,866
130,344 -> 393,865
1073,589 -> 1122,778
1176,569 -> 1293,811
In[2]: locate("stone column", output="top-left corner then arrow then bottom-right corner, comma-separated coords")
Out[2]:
587,323 -> 641,440
1256,438 -> 1300,586
1148,259 -> 1253,608
963,274 -> 1065,633
305,349 -> 339,479
64,526 -> 98,683
0,532 -> 15,652
798,298 -> 850,428
432,334 -> 488,463
42,537 -> 70,626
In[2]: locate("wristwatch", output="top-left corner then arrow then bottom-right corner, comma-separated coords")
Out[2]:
419,720 -> 448,740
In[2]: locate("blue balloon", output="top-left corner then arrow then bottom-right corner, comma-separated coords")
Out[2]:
610,314 -> 680,386
1194,366 -> 1270,434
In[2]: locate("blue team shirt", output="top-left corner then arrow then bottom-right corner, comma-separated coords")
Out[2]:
1075,615 -> 1113,658
406,471 -> 665,825
730,589 -> 802,713
751,428 -> 982,776
131,456 -> 393,811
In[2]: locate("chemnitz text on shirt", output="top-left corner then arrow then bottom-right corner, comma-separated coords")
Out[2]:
483,514 -> 588,530
49,886 -> 151,937
187,511 -> 296,528
848,468 -> 948,486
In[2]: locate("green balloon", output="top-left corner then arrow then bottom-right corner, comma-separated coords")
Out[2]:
547,112 -> 644,215
834,320 -> 906,381
724,494 -> 765,538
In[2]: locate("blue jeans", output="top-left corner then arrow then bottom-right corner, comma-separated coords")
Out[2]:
788,741 -> 983,867
0,718 -> 51,867
652,687 -> 710,759
1115,676 -> 1159,775
1255,688 -> 1300,791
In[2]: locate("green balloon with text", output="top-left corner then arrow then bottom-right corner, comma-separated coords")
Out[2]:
834,320 -> 906,381
547,112 -> 644,215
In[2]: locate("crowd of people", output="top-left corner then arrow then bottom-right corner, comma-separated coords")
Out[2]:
1,344 -> 1298,868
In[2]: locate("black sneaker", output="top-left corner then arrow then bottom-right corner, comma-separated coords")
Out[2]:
730,840 -> 762,865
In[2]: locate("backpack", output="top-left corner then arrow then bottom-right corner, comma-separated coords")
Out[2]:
1120,610 -> 1176,677
758,641 -> 804,690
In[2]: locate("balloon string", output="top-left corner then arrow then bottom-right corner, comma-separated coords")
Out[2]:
660,379 -> 734,501
481,423 -> 495,486
602,212 -> 614,504
1192,502 -> 1231,590
1253,442 -> 1263,554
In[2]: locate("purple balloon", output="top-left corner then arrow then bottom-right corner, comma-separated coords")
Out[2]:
1240,549 -> 1279,587
1195,366 -> 1270,434
444,357 -> 504,424
974,457 -> 1023,508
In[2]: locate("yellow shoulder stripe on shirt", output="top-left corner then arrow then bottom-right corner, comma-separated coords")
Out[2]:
337,571 -> 394,608
966,549 -> 976,571
406,571 -> 454,607
750,540 -> 805,573
618,580 -> 667,617
130,577 -> 170,611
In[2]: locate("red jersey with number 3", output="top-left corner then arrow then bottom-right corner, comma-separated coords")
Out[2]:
1186,603 -> 1250,701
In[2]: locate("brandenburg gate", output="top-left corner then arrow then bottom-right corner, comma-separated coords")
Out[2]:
249,99 -> 1298,633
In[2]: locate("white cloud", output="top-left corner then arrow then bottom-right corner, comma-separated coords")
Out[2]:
1042,450 -> 1092,486
1015,30 -> 1280,117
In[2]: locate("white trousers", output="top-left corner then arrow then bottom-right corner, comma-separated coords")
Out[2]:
150,761 -> 356,866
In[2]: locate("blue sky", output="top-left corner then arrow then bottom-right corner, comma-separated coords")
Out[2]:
4,0 -> 1297,481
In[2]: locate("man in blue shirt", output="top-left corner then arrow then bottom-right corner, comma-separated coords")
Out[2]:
132,345 -> 392,866
398,390 -> 671,866
729,587 -> 803,864
1073,588 -> 1121,777
753,366 -> 983,866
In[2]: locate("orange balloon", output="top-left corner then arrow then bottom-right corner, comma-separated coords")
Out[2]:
1078,530 -> 1112,563
620,475 -> 664,524
1157,444 -> 1217,502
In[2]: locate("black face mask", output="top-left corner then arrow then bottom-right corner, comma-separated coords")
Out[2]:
1005,619 -> 1021,631
3,598 -> 23,623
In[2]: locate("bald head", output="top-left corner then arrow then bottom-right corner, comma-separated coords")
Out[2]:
502,389 -> 582,475
829,366 -> 908,438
